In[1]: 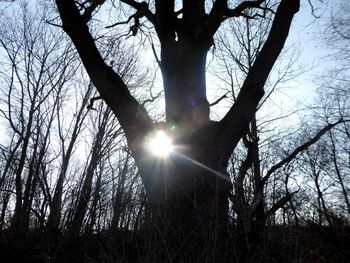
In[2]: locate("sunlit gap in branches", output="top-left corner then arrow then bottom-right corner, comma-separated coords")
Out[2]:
145,129 -> 231,183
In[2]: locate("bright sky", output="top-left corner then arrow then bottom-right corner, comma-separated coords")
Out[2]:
283,0 -> 344,104
206,1 -> 333,122
0,0 -> 339,145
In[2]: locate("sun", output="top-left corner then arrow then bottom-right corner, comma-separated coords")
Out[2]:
146,130 -> 174,157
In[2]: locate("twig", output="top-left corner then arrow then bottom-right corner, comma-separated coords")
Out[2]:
87,96 -> 102,110
209,92 -> 229,107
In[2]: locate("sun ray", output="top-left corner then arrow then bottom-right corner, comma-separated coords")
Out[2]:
174,152 -> 232,183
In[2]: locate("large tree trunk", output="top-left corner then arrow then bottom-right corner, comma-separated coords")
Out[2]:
147,158 -> 231,261
130,41 -> 232,259
135,122 -> 232,260
161,40 -> 210,126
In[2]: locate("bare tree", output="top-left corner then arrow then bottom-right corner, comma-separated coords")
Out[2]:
53,0 -> 301,258
0,2 -> 76,234
46,82 -> 92,233
67,106 -> 121,235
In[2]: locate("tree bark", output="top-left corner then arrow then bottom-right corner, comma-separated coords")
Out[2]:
161,40 -> 210,126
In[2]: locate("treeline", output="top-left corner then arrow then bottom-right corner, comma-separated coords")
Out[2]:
0,3 -> 147,236
0,1 -> 349,262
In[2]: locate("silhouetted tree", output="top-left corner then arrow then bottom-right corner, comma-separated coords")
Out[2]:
46,83 -> 92,233
54,0 -> 300,259
0,3 -> 76,234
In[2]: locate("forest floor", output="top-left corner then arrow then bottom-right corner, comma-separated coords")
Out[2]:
0,224 -> 349,262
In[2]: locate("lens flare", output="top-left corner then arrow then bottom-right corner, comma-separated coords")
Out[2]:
147,130 -> 174,157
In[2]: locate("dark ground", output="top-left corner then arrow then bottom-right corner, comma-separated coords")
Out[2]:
0,225 -> 349,262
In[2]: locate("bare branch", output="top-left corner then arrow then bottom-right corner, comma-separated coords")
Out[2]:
141,90 -> 163,107
120,0 -> 155,25
218,0 -> 300,159
87,95 -> 102,110
224,0 -> 265,18
105,14 -> 135,29
266,190 -> 299,217
55,0 -> 154,147
151,43 -> 161,68
205,0 -> 271,37
262,119 -> 346,185
209,92 -> 229,107
81,0 -> 107,22
307,0 -> 321,18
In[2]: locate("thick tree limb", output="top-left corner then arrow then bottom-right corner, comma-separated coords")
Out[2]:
154,0 -> 176,41
80,0 -> 106,22
55,0 -> 153,148
205,0 -> 266,38
217,0 -> 300,160
266,192 -> 293,217
225,0 -> 265,17
183,0 -> 206,30
261,119 -> 345,185
205,0 -> 228,38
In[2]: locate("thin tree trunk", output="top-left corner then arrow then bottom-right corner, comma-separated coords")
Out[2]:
11,107 -> 35,233
329,131 -> 350,213
47,86 -> 91,232
68,108 -> 109,235
314,171 -> 332,225
87,169 -> 102,233
110,154 -> 129,232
